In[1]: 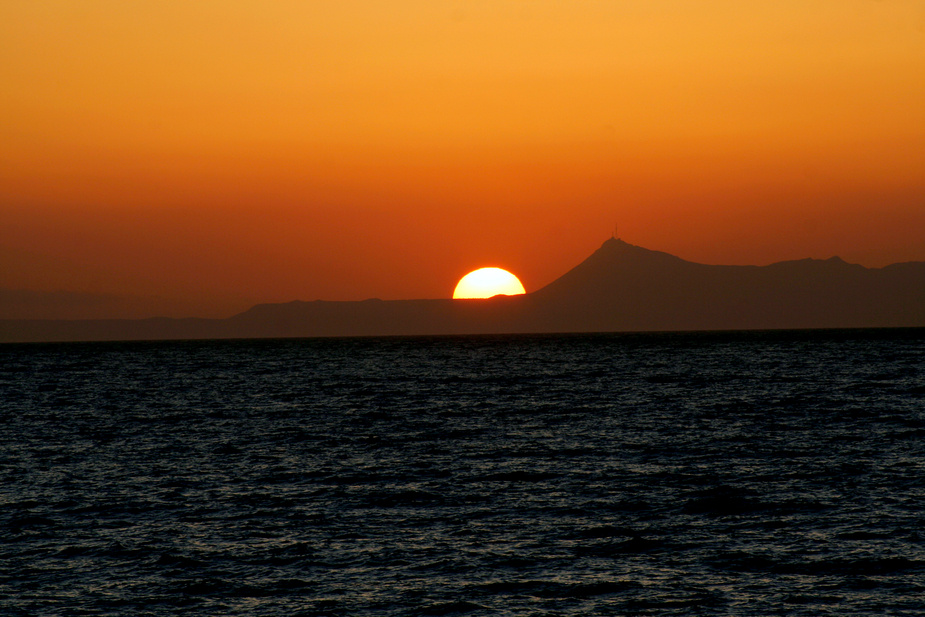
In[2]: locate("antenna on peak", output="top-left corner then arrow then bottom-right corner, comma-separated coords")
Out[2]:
612,223 -> 618,239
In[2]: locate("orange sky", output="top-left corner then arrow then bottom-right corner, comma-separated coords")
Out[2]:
2,1 -> 924,318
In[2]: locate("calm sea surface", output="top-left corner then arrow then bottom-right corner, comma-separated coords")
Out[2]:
2,329 -> 923,616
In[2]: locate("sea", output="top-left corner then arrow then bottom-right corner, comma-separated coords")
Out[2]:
2,328 -> 923,616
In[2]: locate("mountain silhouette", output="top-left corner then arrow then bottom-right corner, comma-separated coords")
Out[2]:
2,238 -> 922,342
529,238 -> 924,332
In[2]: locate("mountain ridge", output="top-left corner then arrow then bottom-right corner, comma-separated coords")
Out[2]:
529,238 -> 924,332
2,239 -> 922,342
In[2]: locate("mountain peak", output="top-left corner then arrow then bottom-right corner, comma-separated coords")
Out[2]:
532,237 -> 689,300
599,236 -> 635,252
587,236 -> 693,267
529,238 -> 924,331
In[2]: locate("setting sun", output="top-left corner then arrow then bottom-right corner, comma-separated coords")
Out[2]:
453,268 -> 526,299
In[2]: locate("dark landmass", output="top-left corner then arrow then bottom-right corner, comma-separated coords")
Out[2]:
2,238 -> 923,343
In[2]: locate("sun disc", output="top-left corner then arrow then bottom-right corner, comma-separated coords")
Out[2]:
453,267 -> 526,299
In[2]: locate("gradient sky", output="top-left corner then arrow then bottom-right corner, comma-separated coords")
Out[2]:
2,1 -> 924,318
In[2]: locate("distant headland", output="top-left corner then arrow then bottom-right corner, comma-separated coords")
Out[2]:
2,238 -> 923,343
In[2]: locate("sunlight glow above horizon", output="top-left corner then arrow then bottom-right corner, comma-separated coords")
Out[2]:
0,1 -> 922,315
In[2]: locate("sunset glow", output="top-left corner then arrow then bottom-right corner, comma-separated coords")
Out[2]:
1,1 -> 923,318
453,268 -> 526,300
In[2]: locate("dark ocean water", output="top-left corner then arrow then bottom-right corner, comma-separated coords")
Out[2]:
2,329 -> 924,616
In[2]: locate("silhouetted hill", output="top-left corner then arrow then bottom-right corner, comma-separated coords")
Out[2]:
1,238 -> 922,342
529,238 -> 924,332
